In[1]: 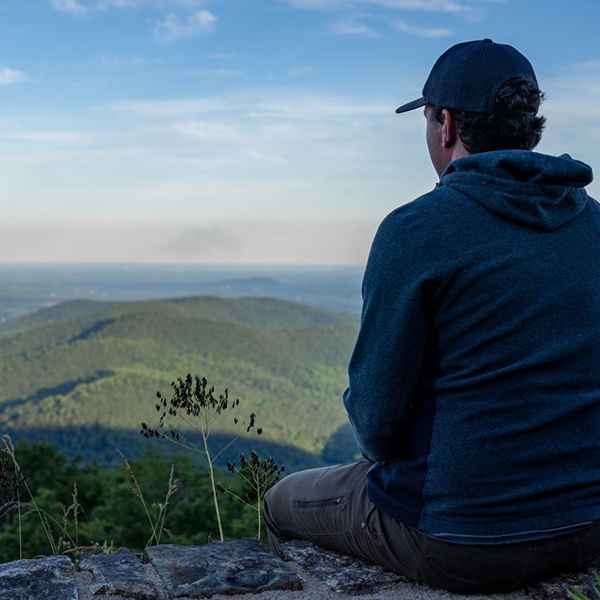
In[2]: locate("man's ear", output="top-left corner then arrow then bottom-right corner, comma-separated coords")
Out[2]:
441,108 -> 457,148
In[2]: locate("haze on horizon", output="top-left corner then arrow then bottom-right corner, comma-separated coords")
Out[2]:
0,0 -> 599,264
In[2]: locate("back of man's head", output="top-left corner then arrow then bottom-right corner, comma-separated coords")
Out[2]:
429,78 -> 546,154
428,78 -> 547,154
396,40 -> 546,155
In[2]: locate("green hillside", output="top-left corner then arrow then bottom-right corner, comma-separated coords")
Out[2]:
0,296 -> 360,469
0,299 -> 109,336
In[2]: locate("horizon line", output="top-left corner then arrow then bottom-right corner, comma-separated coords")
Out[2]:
0,262 -> 366,268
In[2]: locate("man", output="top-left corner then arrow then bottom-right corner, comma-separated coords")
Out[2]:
263,39 -> 600,593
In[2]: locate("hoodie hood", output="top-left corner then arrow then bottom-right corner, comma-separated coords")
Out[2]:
439,150 -> 593,231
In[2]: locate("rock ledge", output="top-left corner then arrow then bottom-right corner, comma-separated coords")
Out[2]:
1,538 -> 599,600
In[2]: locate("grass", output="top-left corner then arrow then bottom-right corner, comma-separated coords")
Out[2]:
2,435 -> 58,558
567,572 -> 600,600
0,374 -> 284,564
1,434 -> 127,566
0,437 -> 205,564
117,450 -> 178,549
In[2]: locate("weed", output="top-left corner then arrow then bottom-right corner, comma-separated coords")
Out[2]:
0,452 -> 23,558
218,451 -> 284,539
117,450 -> 178,548
2,435 -> 58,557
141,373 -> 266,541
567,572 -> 600,600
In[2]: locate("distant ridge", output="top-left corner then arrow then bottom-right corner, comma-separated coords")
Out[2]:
0,299 -> 111,336
0,266 -> 363,323
0,295 -> 358,335
160,295 -> 358,330
205,276 -> 283,287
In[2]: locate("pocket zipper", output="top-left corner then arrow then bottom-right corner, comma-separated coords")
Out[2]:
294,497 -> 343,508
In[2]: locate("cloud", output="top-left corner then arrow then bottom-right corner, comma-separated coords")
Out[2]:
246,149 -> 286,164
187,68 -> 245,76
285,0 -> 501,13
165,225 -> 244,260
108,98 -> 228,117
288,67 -> 315,77
0,67 -> 29,86
537,60 -> 600,158
107,94 -> 391,120
98,0 -> 147,10
330,17 -> 377,37
154,10 -> 217,42
206,52 -> 238,60
7,131 -> 90,143
99,55 -> 148,67
159,0 -> 208,6
246,97 -> 391,120
0,218 -> 378,263
70,79 -> 108,87
173,121 -> 242,143
98,0 -> 207,8
162,220 -> 378,264
100,90 -> 420,181
50,0 -> 88,14
50,0 -> 209,14
97,0 -> 139,6
393,18 -> 453,36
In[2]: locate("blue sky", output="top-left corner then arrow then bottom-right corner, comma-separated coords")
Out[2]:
1,0 -> 599,263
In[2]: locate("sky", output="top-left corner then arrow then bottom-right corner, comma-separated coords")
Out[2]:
0,0 -> 599,264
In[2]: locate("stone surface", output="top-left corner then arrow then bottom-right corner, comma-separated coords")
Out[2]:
280,540 -> 600,599
0,554 -> 77,600
279,540 -> 411,595
523,556 -> 600,600
144,537 -> 303,598
79,547 -> 158,599
1,540 -> 599,600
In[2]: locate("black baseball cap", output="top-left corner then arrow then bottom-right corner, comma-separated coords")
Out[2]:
395,39 -> 538,115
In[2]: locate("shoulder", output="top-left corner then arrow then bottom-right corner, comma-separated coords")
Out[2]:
376,186 -> 465,242
366,189 -> 449,272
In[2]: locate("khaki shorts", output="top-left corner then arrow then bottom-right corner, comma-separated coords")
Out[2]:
263,461 -> 600,593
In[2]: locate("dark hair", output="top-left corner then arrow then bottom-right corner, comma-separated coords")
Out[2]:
429,78 -> 547,153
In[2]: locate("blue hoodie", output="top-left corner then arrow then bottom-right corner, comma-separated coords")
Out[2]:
343,150 -> 600,544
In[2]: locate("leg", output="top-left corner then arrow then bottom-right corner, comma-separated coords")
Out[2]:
263,461 -> 429,583
265,463 -> 600,593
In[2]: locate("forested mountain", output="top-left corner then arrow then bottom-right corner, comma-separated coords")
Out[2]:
0,296 -> 361,469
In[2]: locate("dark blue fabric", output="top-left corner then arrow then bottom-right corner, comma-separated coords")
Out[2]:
396,39 -> 538,115
343,150 -> 600,544
422,40 -> 537,115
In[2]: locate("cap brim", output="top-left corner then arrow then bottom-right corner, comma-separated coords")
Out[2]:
395,97 -> 427,114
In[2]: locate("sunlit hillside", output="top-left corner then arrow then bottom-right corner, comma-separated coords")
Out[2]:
0,296 -> 361,470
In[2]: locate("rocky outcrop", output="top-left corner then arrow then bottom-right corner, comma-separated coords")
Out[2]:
0,538 -> 599,600
79,548 -> 158,600
143,538 -> 302,598
0,554 -> 77,600
279,539 -> 411,594
281,540 -> 600,599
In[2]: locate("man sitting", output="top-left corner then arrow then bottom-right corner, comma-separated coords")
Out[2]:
263,39 -> 600,593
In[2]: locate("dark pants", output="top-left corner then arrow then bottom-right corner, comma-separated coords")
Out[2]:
263,461 -> 600,593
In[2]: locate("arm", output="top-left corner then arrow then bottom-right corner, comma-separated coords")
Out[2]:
343,210 -> 429,463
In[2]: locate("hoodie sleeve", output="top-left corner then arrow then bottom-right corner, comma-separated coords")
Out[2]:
343,209 -> 429,463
